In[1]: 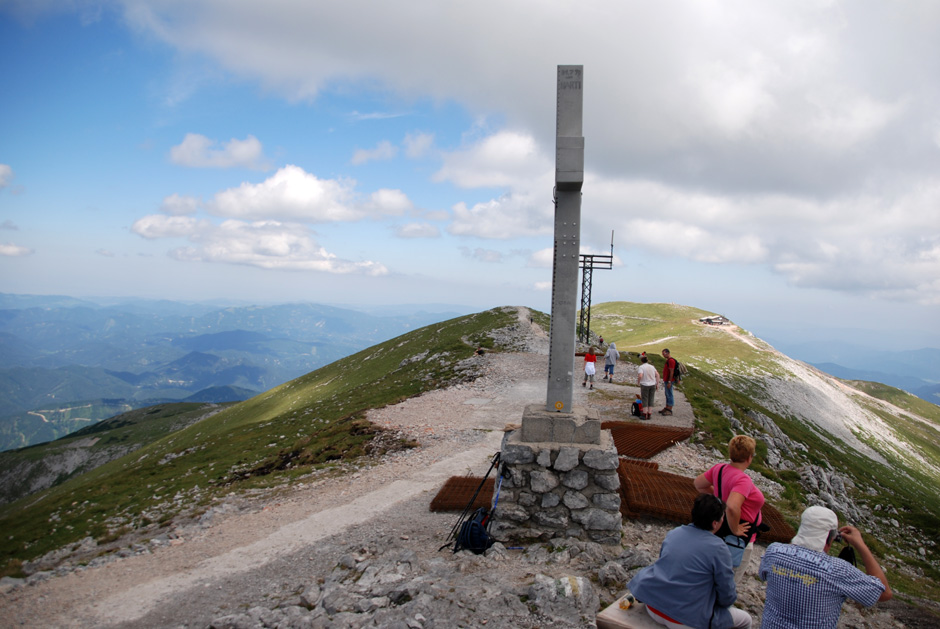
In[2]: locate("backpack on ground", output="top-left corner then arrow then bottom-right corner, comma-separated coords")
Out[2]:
454,507 -> 494,554
631,400 -> 643,417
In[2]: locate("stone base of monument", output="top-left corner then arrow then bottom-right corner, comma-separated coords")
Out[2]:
493,404 -> 622,545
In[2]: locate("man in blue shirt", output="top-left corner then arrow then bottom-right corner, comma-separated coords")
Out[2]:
629,494 -> 752,628
759,505 -> 891,629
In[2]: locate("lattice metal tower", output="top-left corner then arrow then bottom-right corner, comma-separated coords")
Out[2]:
578,232 -> 614,343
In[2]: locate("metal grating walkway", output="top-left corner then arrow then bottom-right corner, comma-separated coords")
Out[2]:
601,422 -> 694,459
617,459 -> 795,543
428,423 -> 795,544
429,476 -> 494,512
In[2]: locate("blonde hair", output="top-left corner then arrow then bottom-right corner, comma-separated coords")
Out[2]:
728,435 -> 756,463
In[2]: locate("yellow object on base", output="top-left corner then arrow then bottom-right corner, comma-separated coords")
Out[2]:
596,598 -> 661,629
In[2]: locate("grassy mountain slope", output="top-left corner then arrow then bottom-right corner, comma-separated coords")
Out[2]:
0,388 -> 258,452
0,307 -> 523,573
0,396 -> 138,451
1,303 -> 937,604
0,403 -> 231,506
591,302 -> 940,597
593,301 -> 940,483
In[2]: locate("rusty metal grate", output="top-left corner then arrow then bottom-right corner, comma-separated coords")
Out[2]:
617,460 -> 795,543
429,476 -> 494,512
602,422 -> 694,459
620,458 -> 659,470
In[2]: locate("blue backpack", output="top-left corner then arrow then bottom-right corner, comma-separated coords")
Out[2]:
454,507 -> 494,554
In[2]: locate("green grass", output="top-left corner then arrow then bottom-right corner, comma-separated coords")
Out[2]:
846,380 -> 940,426
0,307 -> 521,570
591,301 -> 940,601
0,403 -> 232,506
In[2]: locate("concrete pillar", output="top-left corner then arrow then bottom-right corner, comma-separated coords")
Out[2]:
546,65 -> 584,413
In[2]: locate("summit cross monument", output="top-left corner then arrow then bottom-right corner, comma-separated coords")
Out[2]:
494,66 -> 621,544
546,65 -> 584,413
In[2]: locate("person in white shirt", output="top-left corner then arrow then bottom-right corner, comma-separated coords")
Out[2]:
636,355 -> 660,420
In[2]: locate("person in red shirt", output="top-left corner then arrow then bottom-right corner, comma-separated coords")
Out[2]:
659,348 -> 677,415
582,346 -> 597,389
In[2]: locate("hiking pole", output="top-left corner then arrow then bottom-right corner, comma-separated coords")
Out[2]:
440,451 -> 500,548
439,451 -> 501,551
482,471 -> 504,532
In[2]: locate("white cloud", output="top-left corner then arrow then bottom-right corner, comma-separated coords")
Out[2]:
0,220 -> 18,230
206,166 -> 414,222
113,2 -> 940,191
404,132 -> 434,158
804,90 -> 908,152
348,111 -> 406,121
534,281 -> 552,291
160,193 -> 200,216
0,164 -> 12,188
583,175 -> 940,303
351,140 -> 398,165
460,247 -> 503,263
133,165 -> 408,277
132,214 -> 211,239
684,55 -> 777,138
396,222 -> 440,238
132,215 -> 387,275
448,191 -> 552,240
527,248 -> 554,268
96,249 -> 115,257
170,133 -> 269,170
422,210 -> 450,221
0,242 -> 33,256
435,131 -> 549,189
364,188 -> 412,215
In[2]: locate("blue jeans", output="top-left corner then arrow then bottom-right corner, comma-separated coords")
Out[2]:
723,534 -> 747,567
664,381 -> 674,407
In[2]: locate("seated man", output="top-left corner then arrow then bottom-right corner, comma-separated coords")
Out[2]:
628,494 -> 752,629
759,505 -> 891,629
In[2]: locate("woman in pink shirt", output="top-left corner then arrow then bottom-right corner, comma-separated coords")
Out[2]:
694,434 -> 765,582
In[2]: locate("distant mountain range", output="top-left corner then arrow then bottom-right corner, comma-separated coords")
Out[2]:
0,293 -> 464,451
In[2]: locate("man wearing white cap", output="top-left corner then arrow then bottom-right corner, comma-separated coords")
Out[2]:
758,505 -> 892,628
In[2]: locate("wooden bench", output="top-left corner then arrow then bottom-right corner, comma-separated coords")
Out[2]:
596,595 -> 662,629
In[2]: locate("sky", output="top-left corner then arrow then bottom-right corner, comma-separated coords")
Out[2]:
1,0 -> 939,350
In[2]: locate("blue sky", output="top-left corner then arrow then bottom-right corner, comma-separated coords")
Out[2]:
1,1 -> 939,350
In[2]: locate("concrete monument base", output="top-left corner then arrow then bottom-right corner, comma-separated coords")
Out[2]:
520,403 -> 601,444
494,404 -> 622,545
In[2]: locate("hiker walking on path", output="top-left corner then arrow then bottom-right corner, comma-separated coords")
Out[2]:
583,346 -> 597,389
659,348 -> 677,415
628,493 -> 753,629
694,435 -> 765,583
637,355 -> 659,420
603,342 -> 619,382
759,505 -> 891,629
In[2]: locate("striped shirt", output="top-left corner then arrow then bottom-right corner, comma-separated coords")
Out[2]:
759,542 -> 884,629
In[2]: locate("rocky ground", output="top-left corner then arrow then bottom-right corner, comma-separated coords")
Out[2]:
1,308 -> 936,628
